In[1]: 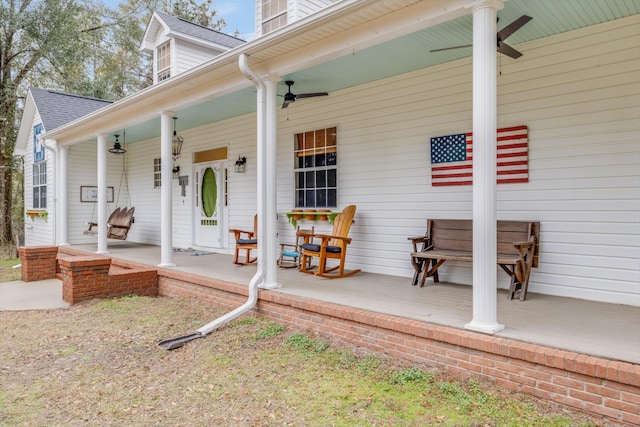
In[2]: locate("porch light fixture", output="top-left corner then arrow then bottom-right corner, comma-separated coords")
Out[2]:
234,155 -> 247,173
172,116 -> 184,160
109,134 -> 126,154
172,165 -> 180,179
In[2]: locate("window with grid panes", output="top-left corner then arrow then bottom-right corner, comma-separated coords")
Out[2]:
153,158 -> 161,188
294,127 -> 337,208
261,0 -> 287,34
32,162 -> 47,209
156,41 -> 171,82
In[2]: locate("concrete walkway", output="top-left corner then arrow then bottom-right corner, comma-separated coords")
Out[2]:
0,279 -> 69,311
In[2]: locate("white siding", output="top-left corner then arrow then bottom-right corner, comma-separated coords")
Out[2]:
293,0 -> 337,20
255,0 -> 337,37
267,15 -> 640,305
174,39 -> 223,76
67,142 -> 132,244
60,15 -> 639,306
23,110 -> 54,246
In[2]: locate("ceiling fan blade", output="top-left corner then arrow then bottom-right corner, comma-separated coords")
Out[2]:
497,15 -> 532,42
497,41 -> 522,59
295,92 -> 328,99
430,44 -> 472,53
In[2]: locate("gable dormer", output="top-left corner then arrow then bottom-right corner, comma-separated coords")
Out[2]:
140,11 -> 245,84
255,0 -> 339,37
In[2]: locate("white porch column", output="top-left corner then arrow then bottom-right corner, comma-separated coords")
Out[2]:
465,0 -> 504,334
96,133 -> 109,254
159,111 -> 175,267
260,76 -> 281,289
58,145 -> 69,246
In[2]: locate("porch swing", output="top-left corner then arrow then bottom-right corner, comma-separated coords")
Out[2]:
83,133 -> 135,240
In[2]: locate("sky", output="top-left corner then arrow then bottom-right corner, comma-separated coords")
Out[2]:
215,0 -> 256,41
103,0 -> 257,41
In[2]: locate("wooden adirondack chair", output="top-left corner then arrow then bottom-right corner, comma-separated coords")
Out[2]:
230,214 -> 258,265
299,205 -> 360,278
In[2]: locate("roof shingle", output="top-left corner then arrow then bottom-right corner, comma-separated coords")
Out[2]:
155,11 -> 246,48
30,88 -> 112,131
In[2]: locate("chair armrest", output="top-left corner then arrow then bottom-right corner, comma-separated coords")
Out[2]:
512,240 -> 533,248
408,236 -> 429,252
312,234 -> 352,245
229,228 -> 254,239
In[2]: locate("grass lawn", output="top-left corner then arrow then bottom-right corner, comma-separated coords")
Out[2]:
0,251 -> 21,282
0,295 -> 606,426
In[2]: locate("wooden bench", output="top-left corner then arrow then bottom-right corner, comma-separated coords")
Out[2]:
409,219 -> 540,300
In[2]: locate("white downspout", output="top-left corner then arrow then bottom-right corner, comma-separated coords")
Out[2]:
158,53 -> 265,350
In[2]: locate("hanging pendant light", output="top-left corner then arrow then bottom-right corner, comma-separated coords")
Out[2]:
109,134 -> 126,154
172,116 -> 184,160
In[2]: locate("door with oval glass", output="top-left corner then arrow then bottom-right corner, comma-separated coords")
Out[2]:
194,162 -> 225,248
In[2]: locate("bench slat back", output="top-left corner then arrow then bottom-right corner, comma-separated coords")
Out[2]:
429,220 -> 473,252
428,219 -> 540,267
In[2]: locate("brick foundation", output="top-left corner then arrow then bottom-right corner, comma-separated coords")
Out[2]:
158,271 -> 640,426
18,246 -> 59,282
57,248 -> 158,305
19,246 -> 158,305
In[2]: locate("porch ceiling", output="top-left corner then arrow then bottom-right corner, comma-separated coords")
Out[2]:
51,0 -> 640,145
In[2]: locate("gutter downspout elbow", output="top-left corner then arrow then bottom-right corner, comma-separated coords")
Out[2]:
158,54 -> 266,350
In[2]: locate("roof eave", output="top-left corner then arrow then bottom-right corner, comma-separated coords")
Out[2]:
46,0 -> 466,145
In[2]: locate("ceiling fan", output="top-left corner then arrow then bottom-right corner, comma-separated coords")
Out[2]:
281,80 -> 328,109
431,15 -> 533,59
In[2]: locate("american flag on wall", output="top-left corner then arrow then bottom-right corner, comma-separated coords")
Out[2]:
430,125 -> 529,186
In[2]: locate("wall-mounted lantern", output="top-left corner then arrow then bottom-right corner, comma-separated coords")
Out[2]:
234,155 -> 247,173
172,116 -> 184,160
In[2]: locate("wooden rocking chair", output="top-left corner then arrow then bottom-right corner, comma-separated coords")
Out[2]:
230,214 -> 258,265
299,205 -> 361,278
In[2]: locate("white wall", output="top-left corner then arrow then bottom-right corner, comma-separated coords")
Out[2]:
67,142 -> 132,244
268,14 -> 640,305
174,39 -> 224,76
255,0 -> 338,37
23,110 -> 54,246
60,15 -> 639,306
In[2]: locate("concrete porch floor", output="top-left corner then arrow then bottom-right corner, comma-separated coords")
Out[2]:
70,242 -> 640,364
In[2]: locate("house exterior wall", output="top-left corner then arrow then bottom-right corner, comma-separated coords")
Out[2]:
67,142 -> 132,244
268,15 -> 638,306
174,38 -> 224,76
254,0 -> 338,37
23,110 -> 54,246
60,15 -> 639,306
293,0 -> 337,20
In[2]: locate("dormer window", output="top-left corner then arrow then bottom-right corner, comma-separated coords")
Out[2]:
261,0 -> 287,34
156,41 -> 171,82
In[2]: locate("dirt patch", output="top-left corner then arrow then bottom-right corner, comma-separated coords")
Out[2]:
0,296 -> 608,426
